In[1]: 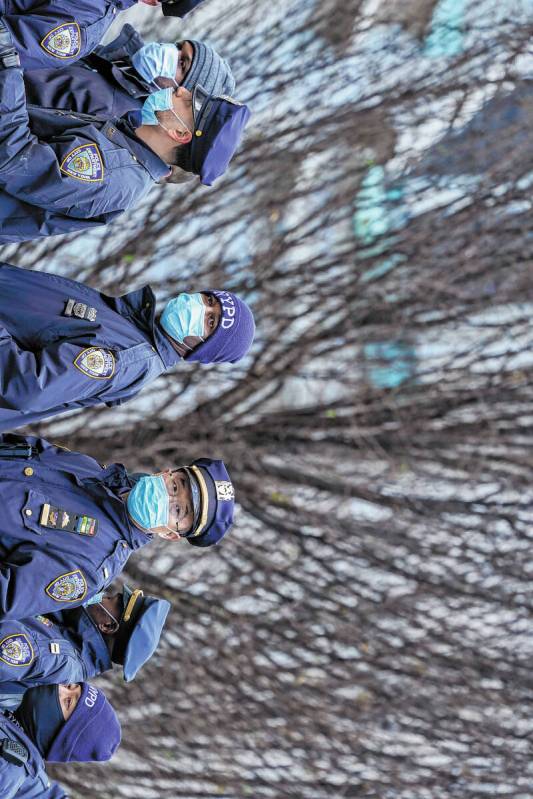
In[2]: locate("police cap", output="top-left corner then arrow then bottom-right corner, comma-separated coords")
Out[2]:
190,85 -> 251,186
112,585 -> 170,682
182,458 -> 235,547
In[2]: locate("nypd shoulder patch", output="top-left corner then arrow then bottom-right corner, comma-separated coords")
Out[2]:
74,347 -> 115,380
0,634 -> 35,668
41,22 -> 81,60
215,480 -> 235,501
60,143 -> 104,183
46,570 -> 87,603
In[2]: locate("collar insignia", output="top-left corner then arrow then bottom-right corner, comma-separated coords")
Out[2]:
0,634 -> 35,667
215,480 -> 234,501
74,347 -> 115,380
41,23 -> 81,59
60,144 -> 104,183
46,570 -> 87,603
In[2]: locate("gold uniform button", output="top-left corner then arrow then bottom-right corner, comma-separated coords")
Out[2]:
25,509 -> 32,517
24,467 -> 34,477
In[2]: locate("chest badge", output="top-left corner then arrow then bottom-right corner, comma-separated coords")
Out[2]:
46,570 -> 87,603
74,347 -> 115,380
60,144 -> 104,183
0,634 -> 35,667
41,22 -> 81,59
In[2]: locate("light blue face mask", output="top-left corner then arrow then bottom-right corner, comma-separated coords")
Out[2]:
84,591 -> 105,607
140,87 -> 174,126
132,42 -> 179,85
160,293 -> 206,347
140,87 -> 192,134
127,474 -> 171,531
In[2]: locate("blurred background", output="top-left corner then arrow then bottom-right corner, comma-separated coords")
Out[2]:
6,0 -> 533,795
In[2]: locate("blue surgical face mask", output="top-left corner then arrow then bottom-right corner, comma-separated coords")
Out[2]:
140,87 -> 192,134
84,592 -> 105,607
132,42 -> 179,85
141,87 -> 174,126
127,475 -> 171,532
160,293 -> 206,347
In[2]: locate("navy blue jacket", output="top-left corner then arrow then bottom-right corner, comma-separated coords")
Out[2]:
0,610 -> 111,701
0,713 -> 65,798
0,0 -> 136,70
24,24 -> 148,119
0,60 -> 169,243
0,263 -> 179,431
0,434 -> 152,620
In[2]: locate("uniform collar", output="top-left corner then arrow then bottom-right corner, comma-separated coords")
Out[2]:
113,286 -> 181,371
61,609 -> 113,678
101,115 -> 171,182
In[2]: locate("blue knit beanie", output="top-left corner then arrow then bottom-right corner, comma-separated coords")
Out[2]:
179,40 -> 235,97
46,683 -> 121,763
186,290 -> 255,364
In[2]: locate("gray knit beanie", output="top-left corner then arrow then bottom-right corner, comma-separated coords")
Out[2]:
179,39 -> 236,97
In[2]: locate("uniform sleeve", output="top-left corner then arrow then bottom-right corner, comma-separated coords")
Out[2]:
0,324 -> 113,416
0,65 -> 135,222
1,0 -> 135,71
0,623 -> 85,690
0,755 -> 25,799
0,548 -> 101,621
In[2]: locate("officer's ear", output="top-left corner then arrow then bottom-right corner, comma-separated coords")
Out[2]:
156,530 -> 181,542
98,619 -> 119,635
165,127 -> 192,145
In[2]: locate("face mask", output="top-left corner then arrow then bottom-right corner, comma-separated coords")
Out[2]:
132,42 -> 179,85
140,87 -> 192,134
160,293 -> 206,347
127,474 -> 172,532
84,592 -> 105,607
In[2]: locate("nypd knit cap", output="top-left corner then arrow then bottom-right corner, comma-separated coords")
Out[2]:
186,290 -> 255,364
46,683 -> 121,763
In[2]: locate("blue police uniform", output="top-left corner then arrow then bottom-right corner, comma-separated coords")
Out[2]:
0,586 -> 170,698
0,434 -> 152,620
0,0 -> 136,70
0,263 -> 180,432
0,611 -> 110,704
24,24 -> 149,119
0,712 -> 65,798
0,47 -> 170,243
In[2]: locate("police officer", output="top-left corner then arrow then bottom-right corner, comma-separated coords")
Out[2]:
0,263 -> 255,431
0,22 -> 250,242
0,585 -> 170,701
0,434 -> 235,620
0,681 -> 120,797
0,0 -> 205,70
25,25 -> 235,119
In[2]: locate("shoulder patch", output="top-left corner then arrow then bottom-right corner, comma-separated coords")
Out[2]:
74,347 -> 115,380
0,634 -> 35,667
46,570 -> 87,603
60,144 -> 104,183
41,22 -> 81,59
